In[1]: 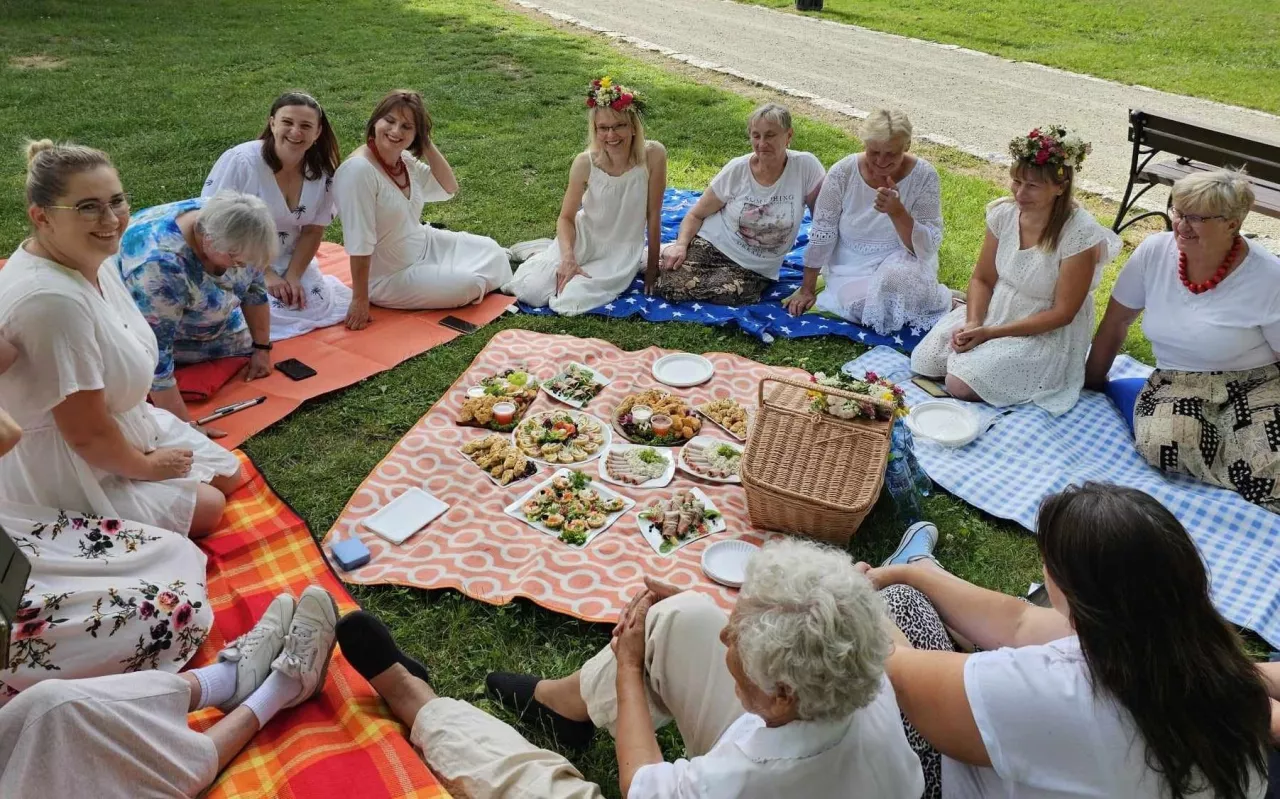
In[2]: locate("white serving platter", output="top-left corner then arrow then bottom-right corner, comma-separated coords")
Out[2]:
597,443 -> 677,489
677,435 -> 743,484
512,410 -> 612,466
503,468 -> 636,549
635,487 -> 726,556
694,400 -> 750,442
540,362 -> 611,408
362,487 -> 449,545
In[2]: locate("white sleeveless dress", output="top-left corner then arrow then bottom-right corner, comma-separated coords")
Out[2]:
505,158 -> 650,316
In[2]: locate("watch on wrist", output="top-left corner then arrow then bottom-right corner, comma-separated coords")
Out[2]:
252,341 -> 272,352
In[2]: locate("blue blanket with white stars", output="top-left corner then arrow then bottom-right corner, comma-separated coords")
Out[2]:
514,189 -> 928,352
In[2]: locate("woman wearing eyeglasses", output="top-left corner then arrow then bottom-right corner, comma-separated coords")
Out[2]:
1086,170 -> 1280,512
0,140 -> 241,537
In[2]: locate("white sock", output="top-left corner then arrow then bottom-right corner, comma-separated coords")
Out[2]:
190,661 -> 238,710
241,671 -> 302,727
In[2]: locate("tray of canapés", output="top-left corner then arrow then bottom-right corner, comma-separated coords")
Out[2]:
504,468 -> 634,547
695,398 -> 750,441
513,409 -> 610,465
612,389 -> 702,447
457,368 -> 540,431
459,434 -> 539,487
541,363 -> 610,408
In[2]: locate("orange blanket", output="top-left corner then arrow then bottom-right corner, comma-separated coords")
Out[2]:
324,330 -> 805,622
189,453 -> 449,799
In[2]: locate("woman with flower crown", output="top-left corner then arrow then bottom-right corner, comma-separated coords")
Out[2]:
911,125 -> 1120,416
332,90 -> 511,330
1085,170 -> 1280,512
504,77 -> 666,315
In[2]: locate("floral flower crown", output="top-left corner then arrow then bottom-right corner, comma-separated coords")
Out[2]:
1008,124 -> 1091,178
586,76 -> 644,115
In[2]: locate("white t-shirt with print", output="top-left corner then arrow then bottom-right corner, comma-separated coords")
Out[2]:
942,636 -> 1266,799
697,150 -> 825,280
1110,232 -> 1280,372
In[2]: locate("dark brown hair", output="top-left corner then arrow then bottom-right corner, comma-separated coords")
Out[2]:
364,90 -> 432,158
258,91 -> 340,181
1037,484 -> 1270,799
1010,161 -> 1076,252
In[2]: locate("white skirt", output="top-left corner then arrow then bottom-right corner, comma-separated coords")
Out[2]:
268,258 -> 353,341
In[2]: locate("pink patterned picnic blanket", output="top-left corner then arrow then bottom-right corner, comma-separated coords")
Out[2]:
323,329 -> 805,621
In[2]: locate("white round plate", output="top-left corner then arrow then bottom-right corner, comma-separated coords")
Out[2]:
905,401 -> 982,448
597,443 -> 677,489
701,539 -> 760,588
652,353 -> 715,388
513,410 -> 612,465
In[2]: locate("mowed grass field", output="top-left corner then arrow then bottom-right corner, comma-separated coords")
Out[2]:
740,0 -> 1280,114
0,0 -> 1194,793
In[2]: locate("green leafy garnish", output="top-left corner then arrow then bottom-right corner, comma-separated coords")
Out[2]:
637,448 -> 664,464
559,529 -> 587,546
569,470 -> 591,490
704,509 -> 722,520
715,444 -> 739,459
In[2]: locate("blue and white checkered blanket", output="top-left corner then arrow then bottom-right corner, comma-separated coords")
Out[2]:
847,346 -> 1280,646
516,189 -> 928,351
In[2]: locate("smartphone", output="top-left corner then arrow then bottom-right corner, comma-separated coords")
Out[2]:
440,315 -> 479,335
912,376 -> 950,398
0,523 -> 33,669
275,358 -> 317,381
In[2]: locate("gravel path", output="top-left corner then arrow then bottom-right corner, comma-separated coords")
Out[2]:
517,0 -> 1280,245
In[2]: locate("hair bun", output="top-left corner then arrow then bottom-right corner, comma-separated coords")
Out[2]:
24,139 -> 56,166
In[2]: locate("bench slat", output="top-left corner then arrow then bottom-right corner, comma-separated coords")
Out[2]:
1140,160 -> 1280,219
1133,110 -> 1280,185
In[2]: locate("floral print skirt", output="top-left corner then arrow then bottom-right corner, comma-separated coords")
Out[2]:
0,502 -> 212,704
652,237 -> 773,305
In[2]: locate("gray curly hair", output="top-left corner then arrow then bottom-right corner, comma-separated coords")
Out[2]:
731,538 -> 891,720
196,190 -> 276,269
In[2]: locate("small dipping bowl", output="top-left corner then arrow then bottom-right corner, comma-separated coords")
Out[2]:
466,386 -> 487,399
492,401 -> 517,426
630,405 -> 653,427
649,413 -> 673,436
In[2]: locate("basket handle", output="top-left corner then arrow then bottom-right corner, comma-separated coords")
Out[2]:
758,374 -> 898,415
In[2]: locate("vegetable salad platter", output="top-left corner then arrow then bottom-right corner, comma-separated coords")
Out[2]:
542,363 -> 610,408
636,488 -> 725,555
513,410 -> 611,465
504,468 -> 635,547
598,443 -> 676,488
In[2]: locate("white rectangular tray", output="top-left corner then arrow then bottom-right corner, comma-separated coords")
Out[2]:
540,362 -> 611,408
362,487 -> 449,545
635,487 -> 726,557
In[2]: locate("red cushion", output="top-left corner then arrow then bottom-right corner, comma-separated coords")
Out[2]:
175,356 -> 250,402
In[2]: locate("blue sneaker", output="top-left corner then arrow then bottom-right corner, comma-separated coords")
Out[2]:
881,521 -> 939,567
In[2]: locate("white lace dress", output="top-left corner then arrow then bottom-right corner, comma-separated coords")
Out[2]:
504,159 -> 650,316
807,154 -> 950,334
911,200 -> 1122,415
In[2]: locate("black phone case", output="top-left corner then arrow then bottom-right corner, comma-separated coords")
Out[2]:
276,359 -> 317,381
439,316 -> 479,334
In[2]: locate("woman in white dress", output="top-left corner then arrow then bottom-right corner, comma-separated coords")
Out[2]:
333,90 -> 512,330
785,109 -> 951,335
505,77 -> 667,315
202,91 -> 351,340
912,126 -> 1120,415
655,103 -> 825,305
0,141 -> 241,536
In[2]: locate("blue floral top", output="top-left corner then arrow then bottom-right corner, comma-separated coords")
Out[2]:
117,198 -> 267,392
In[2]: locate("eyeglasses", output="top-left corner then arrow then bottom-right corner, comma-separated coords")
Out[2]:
595,123 -> 630,135
46,194 -> 131,221
1170,208 -> 1225,225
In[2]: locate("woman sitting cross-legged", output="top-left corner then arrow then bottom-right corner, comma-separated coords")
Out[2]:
785,109 -> 951,334
0,585 -> 340,798
1086,170 -> 1280,512
118,189 -> 279,437
504,77 -> 666,315
864,483 -> 1271,798
202,90 -> 352,340
653,103 -> 825,305
911,125 -> 1121,415
0,141 -> 241,536
332,89 -> 512,330
337,538 -> 924,798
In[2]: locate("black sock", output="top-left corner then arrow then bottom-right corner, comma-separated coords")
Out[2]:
485,671 -> 596,752
336,610 -> 431,685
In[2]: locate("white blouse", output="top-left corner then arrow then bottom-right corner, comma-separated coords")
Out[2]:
332,151 -> 453,281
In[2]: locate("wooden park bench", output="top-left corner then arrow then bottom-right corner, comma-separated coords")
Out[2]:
1112,109 -> 1280,233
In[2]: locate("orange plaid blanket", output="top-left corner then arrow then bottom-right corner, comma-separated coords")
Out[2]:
187,453 -> 449,799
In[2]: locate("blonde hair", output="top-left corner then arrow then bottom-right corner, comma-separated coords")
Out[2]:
1172,169 -> 1254,225
196,190 -> 277,269
748,103 -> 792,132
23,139 -> 113,207
861,109 -> 913,147
585,105 -> 647,168
1009,161 -> 1078,252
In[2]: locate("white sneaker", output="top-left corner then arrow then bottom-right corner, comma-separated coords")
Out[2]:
272,585 -> 339,708
216,592 -> 295,712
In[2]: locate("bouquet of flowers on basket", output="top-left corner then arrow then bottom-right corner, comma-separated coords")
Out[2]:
807,371 -> 906,421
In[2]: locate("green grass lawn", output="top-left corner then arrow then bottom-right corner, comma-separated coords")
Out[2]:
741,0 -> 1280,114
0,0 -> 1167,793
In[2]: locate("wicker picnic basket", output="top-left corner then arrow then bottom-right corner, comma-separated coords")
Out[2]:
740,376 -> 893,544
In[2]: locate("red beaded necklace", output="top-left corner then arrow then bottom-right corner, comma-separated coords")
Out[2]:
368,138 -> 409,191
1178,235 -> 1243,295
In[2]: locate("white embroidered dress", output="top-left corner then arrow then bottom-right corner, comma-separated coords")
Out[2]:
807,154 -> 950,334
202,140 -> 350,341
504,159 -> 650,316
912,200 -> 1122,415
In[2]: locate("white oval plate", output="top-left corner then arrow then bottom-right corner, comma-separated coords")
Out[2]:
701,539 -> 760,588
905,401 -> 982,448
677,435 -> 743,484
652,353 -> 715,388
598,443 -> 677,489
